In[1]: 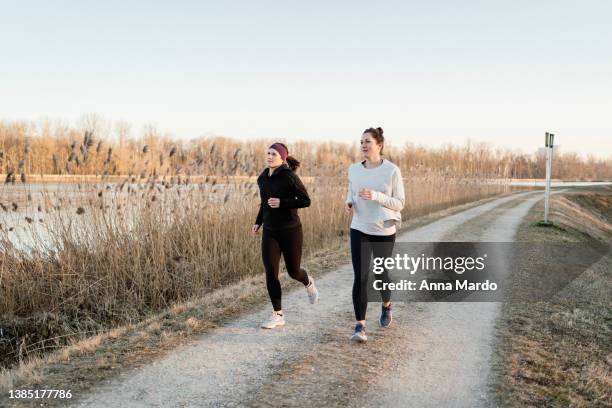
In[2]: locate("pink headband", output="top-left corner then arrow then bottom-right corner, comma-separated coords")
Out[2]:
270,143 -> 288,161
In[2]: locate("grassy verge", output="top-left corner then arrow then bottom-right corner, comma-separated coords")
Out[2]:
494,186 -> 612,407
0,191 -> 518,407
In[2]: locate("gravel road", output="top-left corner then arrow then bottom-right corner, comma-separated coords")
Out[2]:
74,191 -> 544,408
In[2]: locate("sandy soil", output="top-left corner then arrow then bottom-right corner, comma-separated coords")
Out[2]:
71,191 -> 545,408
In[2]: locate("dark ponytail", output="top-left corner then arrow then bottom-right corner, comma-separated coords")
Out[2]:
286,155 -> 300,171
363,127 -> 385,154
274,142 -> 300,171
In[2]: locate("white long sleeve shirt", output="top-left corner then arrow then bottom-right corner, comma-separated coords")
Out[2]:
346,159 -> 406,235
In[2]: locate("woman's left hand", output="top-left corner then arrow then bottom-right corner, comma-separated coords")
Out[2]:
268,197 -> 281,208
358,188 -> 375,201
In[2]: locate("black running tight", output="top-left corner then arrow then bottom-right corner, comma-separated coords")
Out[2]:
262,226 -> 310,311
350,228 -> 396,321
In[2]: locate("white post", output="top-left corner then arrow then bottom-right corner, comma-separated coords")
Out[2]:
544,132 -> 554,224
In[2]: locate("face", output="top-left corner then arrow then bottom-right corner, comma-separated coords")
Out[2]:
360,133 -> 382,159
266,148 -> 284,168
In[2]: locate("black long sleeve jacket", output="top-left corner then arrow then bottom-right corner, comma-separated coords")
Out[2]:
255,164 -> 311,231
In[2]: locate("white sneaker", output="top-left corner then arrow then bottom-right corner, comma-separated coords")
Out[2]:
306,277 -> 319,304
261,311 -> 285,329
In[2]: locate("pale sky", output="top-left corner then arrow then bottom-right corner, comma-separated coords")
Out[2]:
1,0 -> 611,158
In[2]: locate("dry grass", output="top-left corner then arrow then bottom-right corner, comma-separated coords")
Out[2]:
1,118 -> 609,405
0,180 -> 333,359
0,124 -> 533,392
494,187 -> 612,407
1,128 -> 520,373
1,118 -> 611,179
0,191 -> 518,407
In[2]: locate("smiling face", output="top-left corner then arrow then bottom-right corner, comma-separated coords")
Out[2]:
266,148 -> 284,168
360,132 -> 382,160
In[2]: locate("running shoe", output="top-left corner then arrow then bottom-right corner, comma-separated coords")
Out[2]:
261,311 -> 285,329
306,276 -> 319,304
351,323 -> 367,342
380,303 -> 392,327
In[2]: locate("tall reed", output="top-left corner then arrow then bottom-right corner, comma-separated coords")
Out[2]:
0,129 -> 516,369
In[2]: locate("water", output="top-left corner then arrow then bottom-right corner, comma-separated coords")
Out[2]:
1,181 -> 250,253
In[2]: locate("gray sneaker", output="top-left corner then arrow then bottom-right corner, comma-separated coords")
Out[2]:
351,323 -> 367,342
380,303 -> 392,327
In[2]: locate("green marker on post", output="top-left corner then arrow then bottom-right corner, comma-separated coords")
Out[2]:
544,132 -> 554,148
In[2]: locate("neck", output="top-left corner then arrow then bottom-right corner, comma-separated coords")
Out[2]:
268,164 -> 281,175
364,156 -> 382,168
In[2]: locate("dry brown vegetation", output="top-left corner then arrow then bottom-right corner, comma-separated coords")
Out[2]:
0,117 -> 607,375
1,118 -> 611,180
0,192 -> 518,404
0,178 -> 508,370
495,187 -> 612,407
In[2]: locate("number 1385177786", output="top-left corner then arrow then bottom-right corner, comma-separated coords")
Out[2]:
9,389 -> 72,399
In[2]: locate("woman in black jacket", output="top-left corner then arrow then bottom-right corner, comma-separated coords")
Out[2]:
252,142 -> 319,329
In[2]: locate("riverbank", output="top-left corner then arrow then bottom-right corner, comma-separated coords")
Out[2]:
494,186 -> 611,407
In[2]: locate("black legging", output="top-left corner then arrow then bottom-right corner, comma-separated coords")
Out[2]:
262,226 -> 310,311
350,228 -> 396,321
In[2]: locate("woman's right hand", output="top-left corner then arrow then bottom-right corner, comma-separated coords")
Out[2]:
252,224 -> 261,234
345,202 -> 353,214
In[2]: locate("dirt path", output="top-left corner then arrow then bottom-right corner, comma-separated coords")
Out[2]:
73,191 -> 544,408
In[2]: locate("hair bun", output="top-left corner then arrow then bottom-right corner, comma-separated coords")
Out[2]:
376,127 -> 384,136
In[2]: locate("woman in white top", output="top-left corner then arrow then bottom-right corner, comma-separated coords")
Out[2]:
345,127 -> 405,342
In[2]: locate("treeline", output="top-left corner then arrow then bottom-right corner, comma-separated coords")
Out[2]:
0,119 -> 610,180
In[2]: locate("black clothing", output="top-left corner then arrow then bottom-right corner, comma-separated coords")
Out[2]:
262,226 -> 309,311
255,164 -> 311,231
256,164 -> 311,311
350,228 -> 395,321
